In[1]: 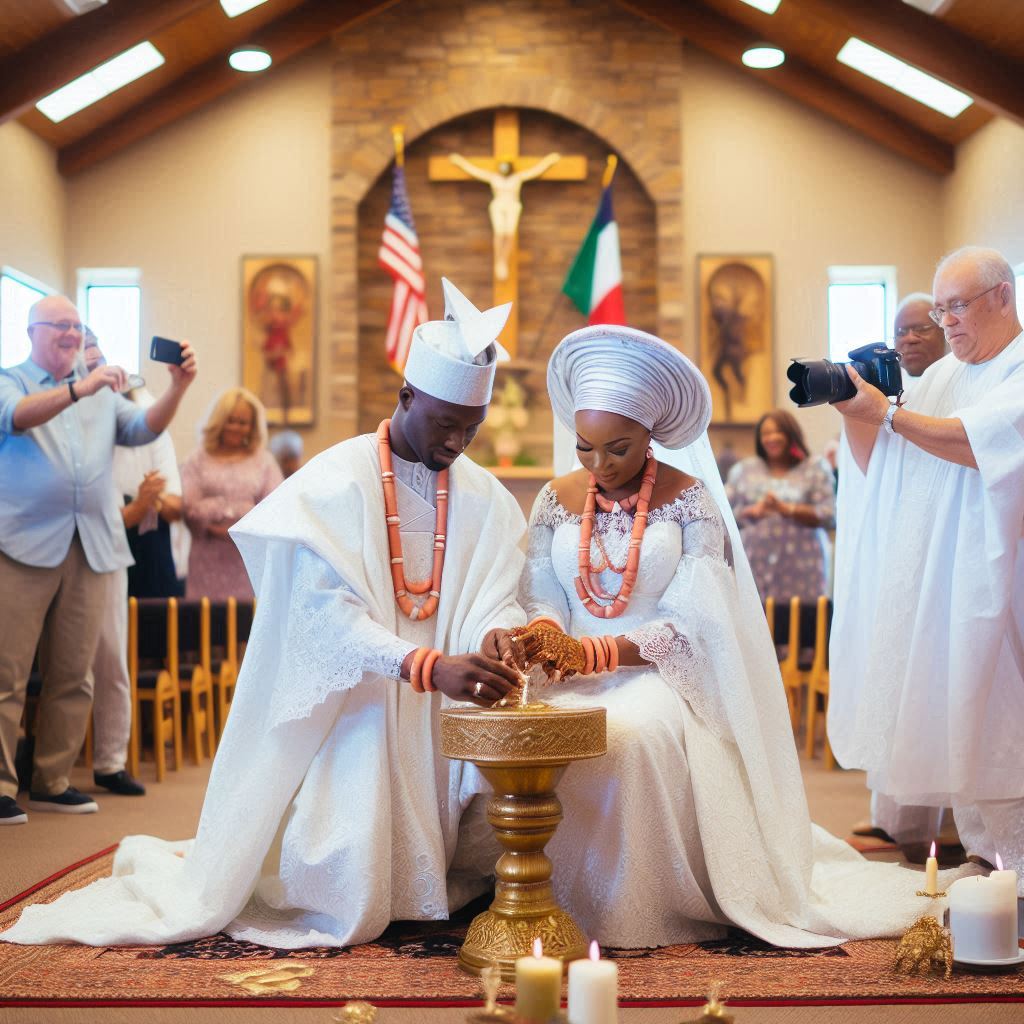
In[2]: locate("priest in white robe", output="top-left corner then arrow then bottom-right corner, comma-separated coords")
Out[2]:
830,246 -> 1024,888
1,279 -> 526,948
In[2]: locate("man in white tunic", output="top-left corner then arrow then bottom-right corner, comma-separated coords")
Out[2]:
853,291 -> 948,850
830,247 -> 1024,887
1,279 -> 526,948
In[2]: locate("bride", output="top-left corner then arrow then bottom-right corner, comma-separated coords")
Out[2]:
480,324 -> 965,949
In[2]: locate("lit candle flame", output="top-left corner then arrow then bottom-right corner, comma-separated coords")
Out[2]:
589,940 -> 600,962
532,937 -> 543,958
996,853 -> 1004,871
929,840 -> 936,858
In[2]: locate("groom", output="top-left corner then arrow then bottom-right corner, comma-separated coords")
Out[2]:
2,279 -> 526,949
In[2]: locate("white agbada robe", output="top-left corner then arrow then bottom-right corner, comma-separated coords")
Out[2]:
831,333 -> 1024,884
1,434 -> 526,947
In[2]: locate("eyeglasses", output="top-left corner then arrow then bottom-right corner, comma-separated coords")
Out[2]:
29,320 -> 87,334
894,322 -> 941,339
928,283 -> 1004,325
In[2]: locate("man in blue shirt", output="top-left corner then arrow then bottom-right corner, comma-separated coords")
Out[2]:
0,294 -> 197,824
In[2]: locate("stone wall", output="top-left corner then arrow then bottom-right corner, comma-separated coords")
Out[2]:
330,0 -> 684,451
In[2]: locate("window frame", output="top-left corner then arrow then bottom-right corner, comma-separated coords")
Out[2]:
0,266 -> 55,369
77,267 -> 142,374
827,264 -> 897,362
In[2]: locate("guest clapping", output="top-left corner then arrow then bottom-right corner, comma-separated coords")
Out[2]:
726,410 -> 835,603
181,388 -> 282,600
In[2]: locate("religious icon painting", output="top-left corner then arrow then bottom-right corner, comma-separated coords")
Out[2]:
241,255 -> 317,427
697,254 -> 774,426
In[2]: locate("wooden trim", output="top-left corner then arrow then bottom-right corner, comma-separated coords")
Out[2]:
784,0 -> 1024,127
0,0 -> 208,127
621,0 -> 954,175
57,0 -> 398,176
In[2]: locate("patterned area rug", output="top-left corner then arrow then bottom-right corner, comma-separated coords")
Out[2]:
1,848 -> 1023,1008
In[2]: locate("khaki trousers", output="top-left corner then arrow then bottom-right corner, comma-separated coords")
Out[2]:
0,536 -> 108,798
89,567 -> 131,776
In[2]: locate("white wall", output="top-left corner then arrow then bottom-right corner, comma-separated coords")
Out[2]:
0,120 -> 66,290
943,117 -> 1024,267
65,45 -> 332,458
681,47 -> 946,455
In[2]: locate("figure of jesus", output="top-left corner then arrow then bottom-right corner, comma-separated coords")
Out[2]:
448,151 -> 562,281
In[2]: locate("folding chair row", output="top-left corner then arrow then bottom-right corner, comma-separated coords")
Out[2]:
128,596 -> 254,781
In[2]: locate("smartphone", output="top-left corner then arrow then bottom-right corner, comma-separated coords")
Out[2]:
150,336 -> 183,365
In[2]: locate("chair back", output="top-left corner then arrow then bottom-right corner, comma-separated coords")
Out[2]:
136,597 -> 173,668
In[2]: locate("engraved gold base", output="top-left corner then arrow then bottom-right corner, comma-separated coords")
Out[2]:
439,705 -> 607,983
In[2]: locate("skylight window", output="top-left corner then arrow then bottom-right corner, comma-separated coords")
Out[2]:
836,37 -> 973,118
738,0 -> 782,12
35,42 -> 164,123
220,0 -> 271,16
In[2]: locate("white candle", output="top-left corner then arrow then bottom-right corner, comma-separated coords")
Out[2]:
515,937 -> 562,1022
924,840 -> 938,896
568,941 -> 618,1024
948,859 -> 1019,961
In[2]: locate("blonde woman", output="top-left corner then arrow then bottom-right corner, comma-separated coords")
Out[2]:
181,388 -> 282,600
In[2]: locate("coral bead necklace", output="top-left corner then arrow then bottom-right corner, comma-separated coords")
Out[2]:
575,450 -> 658,619
377,419 -> 448,621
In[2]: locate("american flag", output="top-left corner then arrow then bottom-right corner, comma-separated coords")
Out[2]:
378,164 -> 428,374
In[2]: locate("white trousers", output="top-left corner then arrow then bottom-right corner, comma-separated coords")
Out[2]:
89,568 -> 130,776
870,791 -> 945,844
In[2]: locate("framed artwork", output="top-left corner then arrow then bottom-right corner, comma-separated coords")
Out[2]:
697,254 -> 774,425
241,255 -> 317,426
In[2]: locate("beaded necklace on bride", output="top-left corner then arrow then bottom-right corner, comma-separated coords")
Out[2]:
575,448 -> 658,619
377,418 -> 448,621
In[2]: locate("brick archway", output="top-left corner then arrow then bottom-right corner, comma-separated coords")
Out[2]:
328,0 -> 683,441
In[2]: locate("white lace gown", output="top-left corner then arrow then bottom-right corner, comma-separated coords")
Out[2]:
475,480 -> 970,949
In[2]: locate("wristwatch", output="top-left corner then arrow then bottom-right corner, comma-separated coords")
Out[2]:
882,403 -> 899,435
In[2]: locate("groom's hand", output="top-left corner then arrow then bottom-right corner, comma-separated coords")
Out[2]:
432,653 -> 522,707
481,628 -> 527,669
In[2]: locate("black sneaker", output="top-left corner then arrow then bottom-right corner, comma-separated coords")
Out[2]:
94,770 -> 146,796
27,787 -> 98,814
0,796 -> 27,825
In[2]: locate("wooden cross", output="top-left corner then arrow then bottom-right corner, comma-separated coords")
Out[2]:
428,109 -> 587,356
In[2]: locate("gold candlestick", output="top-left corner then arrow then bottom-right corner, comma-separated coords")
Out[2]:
440,703 -> 607,980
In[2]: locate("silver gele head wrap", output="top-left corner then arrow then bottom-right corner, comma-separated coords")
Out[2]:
403,277 -> 511,407
547,325 -> 712,449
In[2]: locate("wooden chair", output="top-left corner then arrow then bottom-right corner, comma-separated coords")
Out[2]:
775,596 -> 807,733
209,598 -> 235,744
214,598 -> 256,740
803,595 -> 835,768
175,598 -> 216,765
131,597 -> 182,781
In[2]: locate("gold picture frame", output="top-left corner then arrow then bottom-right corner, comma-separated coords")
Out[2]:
241,255 -> 317,426
697,254 -> 774,425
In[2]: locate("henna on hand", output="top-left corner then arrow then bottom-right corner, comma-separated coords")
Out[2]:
508,623 -> 586,678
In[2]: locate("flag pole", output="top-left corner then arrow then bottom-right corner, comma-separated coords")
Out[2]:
391,123 -> 405,168
602,153 -> 618,188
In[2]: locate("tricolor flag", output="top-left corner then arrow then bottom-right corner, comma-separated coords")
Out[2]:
562,176 -> 626,325
379,164 -> 428,373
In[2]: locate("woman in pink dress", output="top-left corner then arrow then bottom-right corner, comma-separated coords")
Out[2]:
181,388 -> 283,600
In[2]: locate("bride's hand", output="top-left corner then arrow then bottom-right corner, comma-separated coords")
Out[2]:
509,624 -> 586,679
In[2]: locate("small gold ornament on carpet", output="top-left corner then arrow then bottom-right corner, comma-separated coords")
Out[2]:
681,981 -> 735,1022
218,960 -> 315,995
465,963 -> 515,1022
893,914 -> 953,980
332,1001 -> 379,1023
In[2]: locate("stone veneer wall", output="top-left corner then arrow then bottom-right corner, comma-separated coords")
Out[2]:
329,0 -> 684,445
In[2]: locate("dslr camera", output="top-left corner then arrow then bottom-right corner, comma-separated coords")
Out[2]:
787,343 -> 903,408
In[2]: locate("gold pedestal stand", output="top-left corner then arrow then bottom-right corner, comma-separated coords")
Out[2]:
440,704 -> 607,980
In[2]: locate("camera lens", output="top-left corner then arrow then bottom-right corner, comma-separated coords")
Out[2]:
787,359 -> 856,407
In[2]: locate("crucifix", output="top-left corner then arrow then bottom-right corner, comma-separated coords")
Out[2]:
428,109 -> 587,355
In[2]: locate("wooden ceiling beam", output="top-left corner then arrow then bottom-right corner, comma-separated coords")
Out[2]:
784,0 -> 1024,127
57,0 -> 398,176
0,0 -> 209,127
620,0 -> 954,175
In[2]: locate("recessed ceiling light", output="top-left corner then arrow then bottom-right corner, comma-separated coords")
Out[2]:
228,46 -> 272,73
35,41 -> 164,123
738,0 -> 782,13
836,37 -> 973,118
220,0 -> 271,16
742,45 -> 785,69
